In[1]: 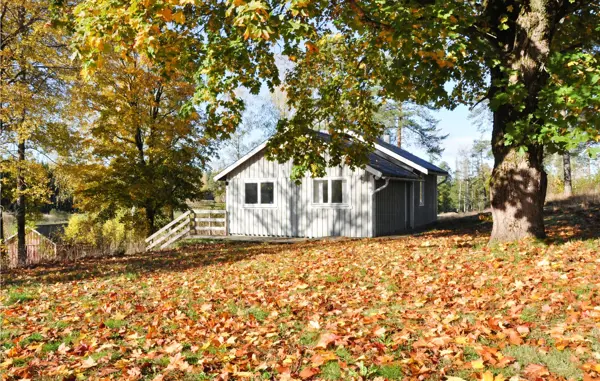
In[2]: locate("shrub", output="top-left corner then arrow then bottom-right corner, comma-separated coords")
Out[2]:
63,211 -> 144,255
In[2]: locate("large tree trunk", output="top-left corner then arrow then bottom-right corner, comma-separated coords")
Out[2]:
488,0 -> 560,241
562,152 -> 572,197
490,143 -> 547,241
17,140 -> 27,266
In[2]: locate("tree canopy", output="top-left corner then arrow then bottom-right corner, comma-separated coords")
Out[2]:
67,0 -> 600,240
65,52 -> 215,232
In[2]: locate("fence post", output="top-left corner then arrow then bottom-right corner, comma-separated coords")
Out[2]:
190,210 -> 196,237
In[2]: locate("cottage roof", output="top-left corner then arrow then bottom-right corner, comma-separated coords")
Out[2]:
375,139 -> 448,175
215,132 -> 447,181
367,152 -> 419,179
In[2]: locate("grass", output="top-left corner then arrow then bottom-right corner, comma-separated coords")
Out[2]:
104,319 -> 127,329
5,290 -> 36,305
20,333 -> 44,347
1,203 -> 599,380
376,364 -> 403,380
299,331 -> 320,346
320,361 -> 341,380
248,307 -> 269,322
503,345 -> 583,379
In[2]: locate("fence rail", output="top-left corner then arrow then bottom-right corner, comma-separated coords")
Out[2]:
145,209 -> 227,251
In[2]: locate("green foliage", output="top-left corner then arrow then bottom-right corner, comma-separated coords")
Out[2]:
201,171 -> 226,203
437,162 -> 454,213
63,212 -> 142,254
63,214 -> 99,246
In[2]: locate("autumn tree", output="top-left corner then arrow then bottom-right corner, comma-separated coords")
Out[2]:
66,53 -> 215,233
0,0 -> 73,265
73,0 -> 600,241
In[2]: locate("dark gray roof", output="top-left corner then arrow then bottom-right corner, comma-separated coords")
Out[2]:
368,152 -> 419,179
376,138 -> 449,175
314,131 -> 419,179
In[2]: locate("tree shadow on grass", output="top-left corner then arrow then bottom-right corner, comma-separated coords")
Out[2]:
425,196 -> 600,245
543,201 -> 600,244
2,240 -> 322,287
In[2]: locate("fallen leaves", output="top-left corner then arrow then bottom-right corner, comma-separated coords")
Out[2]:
314,332 -> 339,349
1,205 -> 600,379
80,356 -> 97,369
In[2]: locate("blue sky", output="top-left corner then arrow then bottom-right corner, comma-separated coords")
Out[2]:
412,105 -> 492,168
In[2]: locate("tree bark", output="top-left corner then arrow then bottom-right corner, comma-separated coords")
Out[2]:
487,0 -> 560,241
490,144 -> 547,241
562,152 -> 572,197
146,205 -> 156,234
17,139 -> 27,266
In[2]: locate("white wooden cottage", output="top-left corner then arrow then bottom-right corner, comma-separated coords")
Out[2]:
214,133 -> 448,238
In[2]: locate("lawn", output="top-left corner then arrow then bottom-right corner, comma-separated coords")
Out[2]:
1,203 -> 600,380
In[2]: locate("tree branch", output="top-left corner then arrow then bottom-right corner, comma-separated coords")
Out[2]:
343,0 -> 393,31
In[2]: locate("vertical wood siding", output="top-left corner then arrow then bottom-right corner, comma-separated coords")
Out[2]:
413,175 -> 438,228
374,180 -> 408,236
226,152 -> 373,238
373,175 -> 438,236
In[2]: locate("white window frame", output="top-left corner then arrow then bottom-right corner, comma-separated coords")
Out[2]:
243,179 -> 277,208
311,177 -> 351,209
419,180 -> 425,206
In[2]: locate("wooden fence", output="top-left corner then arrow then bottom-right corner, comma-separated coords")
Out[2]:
1,243 -> 108,269
145,209 -> 227,251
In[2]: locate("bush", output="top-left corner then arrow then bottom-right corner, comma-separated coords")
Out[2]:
63,211 -> 144,255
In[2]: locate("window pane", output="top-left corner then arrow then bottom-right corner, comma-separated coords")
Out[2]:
331,179 -> 346,203
313,180 -> 328,203
419,182 -> 424,205
260,182 -> 274,204
245,183 -> 258,204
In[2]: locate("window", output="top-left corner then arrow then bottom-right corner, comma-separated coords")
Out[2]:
244,181 -> 275,206
331,179 -> 345,203
419,181 -> 425,206
313,178 -> 347,205
313,180 -> 328,203
245,183 -> 258,204
260,182 -> 274,204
